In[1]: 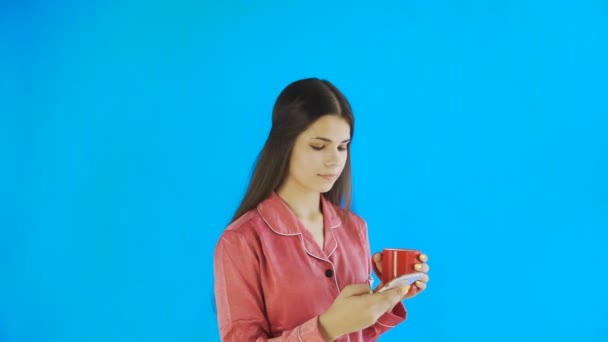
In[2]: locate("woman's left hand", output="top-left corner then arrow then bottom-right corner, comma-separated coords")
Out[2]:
372,252 -> 430,300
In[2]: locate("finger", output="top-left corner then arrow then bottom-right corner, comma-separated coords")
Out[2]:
414,263 -> 430,273
418,254 -> 428,263
380,285 -> 410,306
373,253 -> 382,262
422,274 -> 430,283
340,284 -> 373,297
402,286 -> 419,300
373,253 -> 383,273
414,280 -> 427,291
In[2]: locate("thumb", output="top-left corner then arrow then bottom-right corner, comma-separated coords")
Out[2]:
380,285 -> 410,304
373,253 -> 382,263
372,253 -> 383,275
339,284 -> 373,298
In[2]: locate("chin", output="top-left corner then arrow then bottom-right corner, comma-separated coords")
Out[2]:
303,178 -> 336,194
318,184 -> 335,193
305,183 -> 332,194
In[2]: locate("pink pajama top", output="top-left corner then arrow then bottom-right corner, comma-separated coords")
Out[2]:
213,192 -> 407,341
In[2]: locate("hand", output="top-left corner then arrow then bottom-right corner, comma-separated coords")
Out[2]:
372,252 -> 430,300
318,284 -> 410,341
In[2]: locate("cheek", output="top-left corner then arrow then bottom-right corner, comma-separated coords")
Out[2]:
339,152 -> 348,167
299,150 -> 324,165
290,152 -> 318,175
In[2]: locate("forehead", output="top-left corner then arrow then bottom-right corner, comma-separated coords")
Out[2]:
302,115 -> 351,139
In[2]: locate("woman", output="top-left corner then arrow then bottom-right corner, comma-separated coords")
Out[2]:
213,78 -> 430,341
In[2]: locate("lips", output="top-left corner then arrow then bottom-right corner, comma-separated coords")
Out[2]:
318,174 -> 338,181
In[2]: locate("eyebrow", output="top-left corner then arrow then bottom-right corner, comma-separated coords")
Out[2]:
311,137 -> 351,143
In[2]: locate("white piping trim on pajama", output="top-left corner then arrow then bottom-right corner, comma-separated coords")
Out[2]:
259,208 -> 351,342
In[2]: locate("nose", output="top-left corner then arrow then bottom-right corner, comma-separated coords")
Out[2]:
324,149 -> 341,167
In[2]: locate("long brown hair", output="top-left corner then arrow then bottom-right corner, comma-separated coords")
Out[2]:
231,78 -> 355,223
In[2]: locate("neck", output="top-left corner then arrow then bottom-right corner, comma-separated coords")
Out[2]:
276,183 -> 322,221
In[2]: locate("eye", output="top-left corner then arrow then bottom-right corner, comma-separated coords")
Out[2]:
311,145 -> 325,151
338,145 -> 347,151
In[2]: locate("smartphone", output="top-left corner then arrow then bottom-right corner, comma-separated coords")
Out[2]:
374,272 -> 425,293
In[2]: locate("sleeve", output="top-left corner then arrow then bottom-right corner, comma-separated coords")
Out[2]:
358,219 -> 407,341
213,230 -> 327,342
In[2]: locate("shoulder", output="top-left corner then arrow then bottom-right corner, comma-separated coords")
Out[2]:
329,201 -> 367,226
331,203 -> 369,237
215,209 -> 265,255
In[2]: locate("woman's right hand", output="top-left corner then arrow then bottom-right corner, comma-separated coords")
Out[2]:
318,284 -> 410,341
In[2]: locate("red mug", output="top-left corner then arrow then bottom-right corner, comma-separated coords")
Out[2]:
372,248 -> 421,285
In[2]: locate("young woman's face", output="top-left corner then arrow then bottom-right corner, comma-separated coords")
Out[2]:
284,115 -> 351,194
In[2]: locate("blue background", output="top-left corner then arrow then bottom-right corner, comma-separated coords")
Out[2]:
2,1 -> 607,341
